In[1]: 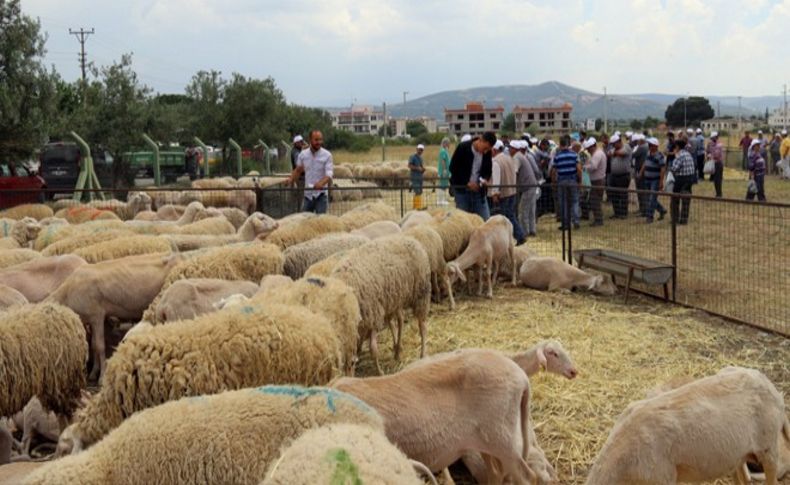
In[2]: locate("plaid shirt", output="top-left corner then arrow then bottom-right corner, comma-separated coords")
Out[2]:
671,149 -> 696,177
706,141 -> 724,163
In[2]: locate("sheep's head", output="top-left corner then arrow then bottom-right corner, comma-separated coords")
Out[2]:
246,212 -> 278,238
14,217 -> 41,245
128,192 -> 152,215
56,423 -> 84,456
446,262 -> 466,283
592,274 -> 617,296
537,340 -> 577,379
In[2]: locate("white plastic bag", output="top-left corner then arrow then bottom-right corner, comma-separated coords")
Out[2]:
664,171 -> 675,193
703,160 -> 715,175
747,179 -> 757,194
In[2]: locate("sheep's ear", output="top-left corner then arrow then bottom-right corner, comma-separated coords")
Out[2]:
536,346 -> 547,370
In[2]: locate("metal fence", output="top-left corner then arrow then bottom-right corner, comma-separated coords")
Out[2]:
1,180 -> 787,336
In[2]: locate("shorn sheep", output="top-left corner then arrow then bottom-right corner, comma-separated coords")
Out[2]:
47,252 -> 183,380
585,366 -> 790,485
263,423 -> 424,485
32,386 -> 383,485
0,284 -> 27,310
282,233 -> 369,279
329,235 -> 431,374
350,220 -> 402,240
141,242 -> 284,324
262,214 -> 346,249
338,201 -> 398,231
519,256 -> 617,295
0,254 -> 87,303
154,278 -> 260,322
163,212 -> 278,251
56,303 -> 343,454
0,303 -> 87,419
253,276 -> 361,375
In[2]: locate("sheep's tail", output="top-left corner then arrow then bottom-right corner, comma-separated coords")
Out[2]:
410,460 -> 438,485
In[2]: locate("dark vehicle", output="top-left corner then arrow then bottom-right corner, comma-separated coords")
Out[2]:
0,161 -> 47,209
39,142 -> 115,198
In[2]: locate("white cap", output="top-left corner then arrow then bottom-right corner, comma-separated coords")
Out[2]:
583,137 -> 597,149
630,133 -> 639,142
647,137 -> 660,146
493,140 -> 505,151
614,131 -> 621,137
416,144 -> 425,150
782,129 -> 788,135
510,140 -> 523,150
686,128 -> 694,134
758,130 -> 763,134
710,131 -> 718,138
750,139 -> 761,148
696,128 -> 702,133
293,135 -> 304,143
610,135 -> 621,144
625,131 -> 634,138
530,137 -> 538,144
460,134 -> 472,142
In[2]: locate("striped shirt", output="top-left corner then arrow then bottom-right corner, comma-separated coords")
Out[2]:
671,149 -> 696,177
748,152 -> 766,177
552,149 -> 579,181
643,152 -> 666,181
706,141 -> 724,163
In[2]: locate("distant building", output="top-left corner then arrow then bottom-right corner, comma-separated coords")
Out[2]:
768,107 -> 789,130
585,118 -> 596,131
387,117 -> 439,137
512,103 -> 573,135
330,105 -> 386,135
700,117 -> 753,133
444,102 -> 504,136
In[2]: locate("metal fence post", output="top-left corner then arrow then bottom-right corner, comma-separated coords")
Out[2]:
566,184 -> 573,264
255,186 -> 264,214
671,197 -> 677,302
399,187 -> 405,218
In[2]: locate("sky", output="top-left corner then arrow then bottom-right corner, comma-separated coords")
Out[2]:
22,0 -> 790,107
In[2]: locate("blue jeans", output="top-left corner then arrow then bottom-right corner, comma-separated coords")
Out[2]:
490,195 -> 525,243
302,193 -> 328,214
454,187 -> 490,220
557,180 -> 580,227
644,178 -> 666,221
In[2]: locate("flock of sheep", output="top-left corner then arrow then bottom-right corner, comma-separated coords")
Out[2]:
0,174 -> 788,485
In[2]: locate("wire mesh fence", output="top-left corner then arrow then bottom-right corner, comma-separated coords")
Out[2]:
1,179 -> 787,336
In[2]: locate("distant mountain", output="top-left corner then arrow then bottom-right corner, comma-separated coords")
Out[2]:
380,81 -> 777,122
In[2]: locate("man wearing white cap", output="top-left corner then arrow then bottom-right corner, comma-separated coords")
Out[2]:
514,140 -> 541,237
607,134 -> 632,219
584,137 -> 606,226
408,144 -> 426,210
291,135 -> 305,170
639,138 -> 668,223
460,134 -> 472,143
706,132 -> 724,197
489,140 -> 525,243
747,139 -> 767,201
632,134 -> 649,215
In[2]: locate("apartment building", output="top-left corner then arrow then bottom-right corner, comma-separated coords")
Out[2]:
512,104 -> 573,135
330,105 -> 386,135
444,102 -> 504,136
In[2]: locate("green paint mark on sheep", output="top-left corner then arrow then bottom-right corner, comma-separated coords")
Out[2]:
1,220 -> 9,237
326,448 -> 362,485
254,386 -> 373,415
240,306 -> 255,314
42,224 -> 56,246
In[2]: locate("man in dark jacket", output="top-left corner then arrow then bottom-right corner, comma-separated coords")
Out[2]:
450,131 -> 496,220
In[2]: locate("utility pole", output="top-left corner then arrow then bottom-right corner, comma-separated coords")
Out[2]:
69,27 -> 95,82
603,86 -> 608,133
738,96 -> 742,136
382,102 -> 387,162
402,91 -> 409,106
783,84 -> 787,130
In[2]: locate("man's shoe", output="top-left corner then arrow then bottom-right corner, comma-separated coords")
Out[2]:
658,211 -> 666,221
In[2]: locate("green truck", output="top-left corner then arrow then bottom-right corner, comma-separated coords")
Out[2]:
123,149 -> 190,183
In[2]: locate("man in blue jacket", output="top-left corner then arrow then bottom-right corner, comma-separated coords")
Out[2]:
449,131 -> 497,220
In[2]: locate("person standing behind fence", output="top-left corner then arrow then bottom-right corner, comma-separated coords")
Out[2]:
746,139 -> 767,202
739,131 -> 753,171
665,131 -> 676,164
489,140 -> 525,244
291,135 -> 305,170
769,132 -> 781,174
706,131 -> 724,198
514,140 -> 541,237
670,139 -> 696,225
449,131 -> 495,220
584,137 -> 606,227
409,144 -> 426,210
694,128 -> 706,180
640,137 -> 667,223
631,134 -> 649,216
551,135 -> 581,230
287,130 -> 333,214
607,134 -> 632,219
437,138 -> 451,206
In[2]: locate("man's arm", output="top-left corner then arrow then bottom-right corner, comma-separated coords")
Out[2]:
314,154 -> 334,190
287,165 -> 305,186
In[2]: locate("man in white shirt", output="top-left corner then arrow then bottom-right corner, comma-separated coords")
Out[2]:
287,130 -> 333,214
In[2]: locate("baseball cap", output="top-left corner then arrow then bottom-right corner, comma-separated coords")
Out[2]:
758,130 -> 764,135
583,138 -> 596,149
416,144 -> 425,150
711,131 -> 718,138
750,139 -> 761,148
647,137 -> 660,146
493,140 -> 505,151
293,135 -> 304,143
610,135 -> 621,144
783,129 -> 788,135
686,128 -> 694,134
696,128 -> 702,134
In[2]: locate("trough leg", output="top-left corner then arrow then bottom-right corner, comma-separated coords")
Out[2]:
663,283 -> 669,302
623,267 -> 634,304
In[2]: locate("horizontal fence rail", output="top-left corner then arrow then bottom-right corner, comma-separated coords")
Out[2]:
1,179 -> 787,336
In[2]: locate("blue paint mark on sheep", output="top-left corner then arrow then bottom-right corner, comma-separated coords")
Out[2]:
254,386 -> 373,414
1,220 -> 10,237
240,306 -> 255,314
306,277 -> 326,288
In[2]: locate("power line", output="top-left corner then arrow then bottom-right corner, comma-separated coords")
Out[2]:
68,27 -> 94,81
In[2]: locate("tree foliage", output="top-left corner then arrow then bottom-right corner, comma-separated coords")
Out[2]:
406,120 -> 428,138
664,97 -> 714,127
501,113 -> 516,133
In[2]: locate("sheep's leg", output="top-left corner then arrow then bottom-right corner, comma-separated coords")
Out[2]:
733,462 -> 752,485
369,329 -> 383,375
477,265 -> 484,296
431,273 -> 440,302
754,451 -> 778,485
482,453 -> 504,485
443,273 -> 456,310
393,312 -> 404,361
466,269 -> 474,296
486,252 -> 494,299
417,315 -> 427,358
509,241 -> 517,286
87,313 -> 106,382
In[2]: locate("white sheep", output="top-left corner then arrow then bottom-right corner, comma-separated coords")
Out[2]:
86,192 -> 152,220
154,278 -> 260,322
0,284 -> 28,311
0,254 -> 87,303
0,217 -> 41,249
0,248 -> 41,270
429,208 -> 484,261
47,252 -> 183,381
403,225 -> 455,310
400,210 -> 434,230
519,256 -> 617,295
333,348 -> 536,484
56,303 -> 343,454
586,366 -> 790,485
30,386 -> 383,485
282,233 -> 369,279
263,423 -> 424,485
350,220 -> 402,240
329,235 -> 431,374
162,212 -> 278,251
0,204 -> 53,221
446,214 -> 515,298
263,214 -> 347,249
0,303 -> 87,420
338,201 -> 399,231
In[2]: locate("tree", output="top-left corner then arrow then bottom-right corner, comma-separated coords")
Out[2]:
185,70 -> 226,142
664,97 -> 714,127
629,119 -> 643,130
501,113 -> 516,133
406,120 -> 428,138
643,116 -> 660,129
0,0 -> 60,159
595,118 -> 603,131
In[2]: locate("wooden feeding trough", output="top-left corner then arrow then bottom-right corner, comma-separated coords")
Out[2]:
572,249 -> 675,303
